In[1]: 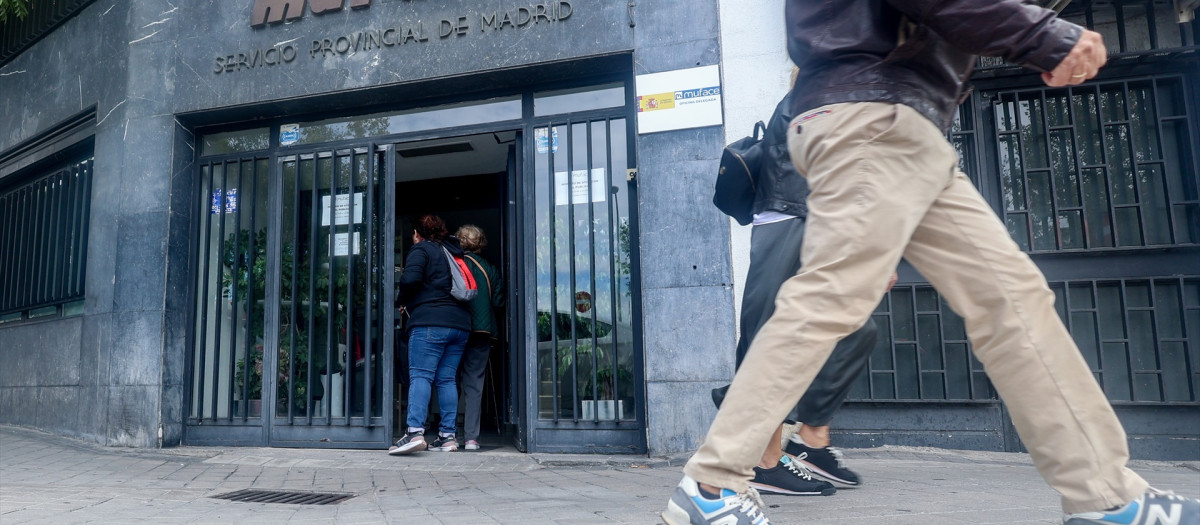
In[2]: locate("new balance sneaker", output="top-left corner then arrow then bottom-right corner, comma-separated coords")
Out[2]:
663,476 -> 770,525
785,435 -> 861,486
464,440 -> 481,451
1063,488 -> 1199,524
428,434 -> 458,452
750,455 -> 836,496
387,430 -> 426,455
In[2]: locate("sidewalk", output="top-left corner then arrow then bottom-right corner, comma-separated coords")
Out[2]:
2,425 -> 1197,524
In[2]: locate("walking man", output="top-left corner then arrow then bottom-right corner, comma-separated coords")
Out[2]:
710,90 -> 884,496
664,1 -> 1200,524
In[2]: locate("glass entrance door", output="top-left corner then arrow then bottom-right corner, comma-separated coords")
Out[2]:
188,154 -> 272,446
187,80 -> 640,451
271,145 -> 390,446
185,143 -> 393,448
529,116 -> 645,453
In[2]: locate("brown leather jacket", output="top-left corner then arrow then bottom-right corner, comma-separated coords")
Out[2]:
786,0 -> 1082,130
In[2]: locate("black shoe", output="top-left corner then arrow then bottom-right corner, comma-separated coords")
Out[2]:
428,434 -> 458,452
387,430 -> 426,456
749,455 -> 836,496
784,437 -> 861,486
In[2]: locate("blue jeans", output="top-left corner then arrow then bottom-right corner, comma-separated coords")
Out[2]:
405,326 -> 469,434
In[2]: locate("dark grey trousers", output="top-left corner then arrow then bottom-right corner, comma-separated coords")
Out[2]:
457,332 -> 492,442
735,218 -> 878,426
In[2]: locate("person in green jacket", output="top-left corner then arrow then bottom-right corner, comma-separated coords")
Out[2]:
454,224 -> 504,450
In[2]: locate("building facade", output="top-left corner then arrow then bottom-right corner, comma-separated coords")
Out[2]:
1,0 -> 1197,459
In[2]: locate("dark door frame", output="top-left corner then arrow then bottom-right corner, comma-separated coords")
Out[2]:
183,76 -> 642,451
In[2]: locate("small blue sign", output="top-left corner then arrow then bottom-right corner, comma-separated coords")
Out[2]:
280,123 -> 300,146
210,188 -> 238,215
536,128 -> 558,154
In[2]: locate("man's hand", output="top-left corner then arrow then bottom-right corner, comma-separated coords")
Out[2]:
886,272 -> 898,292
1043,29 -> 1106,87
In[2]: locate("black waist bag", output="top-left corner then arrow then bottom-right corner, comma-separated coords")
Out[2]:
714,121 -> 765,226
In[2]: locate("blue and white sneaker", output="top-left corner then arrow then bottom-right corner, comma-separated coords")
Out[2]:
662,475 -> 770,525
1063,488 -> 1198,524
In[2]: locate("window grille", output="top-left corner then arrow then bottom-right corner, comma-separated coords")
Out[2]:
979,0 -> 1199,70
992,76 -> 1198,253
0,154 -> 93,318
852,277 -> 1199,403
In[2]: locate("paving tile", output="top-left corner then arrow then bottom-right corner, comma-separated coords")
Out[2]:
3,425 -> 1198,524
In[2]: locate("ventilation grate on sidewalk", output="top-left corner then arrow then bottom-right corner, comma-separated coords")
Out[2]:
211,489 -> 355,505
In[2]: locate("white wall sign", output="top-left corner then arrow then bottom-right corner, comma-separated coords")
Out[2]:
555,168 -> 607,206
332,232 -> 361,256
321,193 -> 364,226
635,65 -> 723,134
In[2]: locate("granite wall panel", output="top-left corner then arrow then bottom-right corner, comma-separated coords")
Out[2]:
109,311 -> 164,387
645,380 -> 723,455
0,1 -> 130,151
0,318 -> 83,387
106,385 -> 160,447
79,313 -> 113,388
35,386 -> 83,434
0,387 -> 16,424
112,212 -> 169,313
629,0 -> 727,455
642,285 -> 735,383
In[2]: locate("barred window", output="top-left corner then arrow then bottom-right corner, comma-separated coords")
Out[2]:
853,277 -> 1199,403
0,153 -> 93,320
993,76 -> 1198,253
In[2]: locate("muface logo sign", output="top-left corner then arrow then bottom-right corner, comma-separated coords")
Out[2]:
252,0 -> 372,28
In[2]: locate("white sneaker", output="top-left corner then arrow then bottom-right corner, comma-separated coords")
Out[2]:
1063,487 -> 1199,524
662,475 -> 770,524
464,440 -> 480,451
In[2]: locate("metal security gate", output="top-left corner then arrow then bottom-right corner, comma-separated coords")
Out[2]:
186,145 -> 392,448
187,154 -> 273,445
527,114 -> 645,453
271,145 -> 389,446
186,78 -> 643,451
854,72 -> 1199,402
840,66 -> 1199,455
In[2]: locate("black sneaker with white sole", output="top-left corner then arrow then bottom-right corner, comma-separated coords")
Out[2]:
784,437 -> 861,486
427,434 -> 458,452
387,430 -> 426,456
749,455 -> 836,496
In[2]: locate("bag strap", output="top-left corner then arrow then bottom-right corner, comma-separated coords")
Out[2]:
439,245 -> 461,277
465,254 -> 492,296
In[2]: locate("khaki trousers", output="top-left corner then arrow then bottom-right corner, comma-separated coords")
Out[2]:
684,102 -> 1147,513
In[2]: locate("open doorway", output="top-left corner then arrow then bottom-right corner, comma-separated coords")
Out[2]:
392,131 -> 517,450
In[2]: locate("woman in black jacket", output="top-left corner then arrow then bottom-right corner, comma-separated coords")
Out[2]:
388,215 -> 471,455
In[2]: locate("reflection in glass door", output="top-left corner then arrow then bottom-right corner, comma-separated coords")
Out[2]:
190,155 -> 270,424
274,146 -> 388,444
532,117 -> 642,448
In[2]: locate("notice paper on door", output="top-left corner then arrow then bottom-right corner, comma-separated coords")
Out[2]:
321,193 -> 364,226
554,168 -> 607,206
332,232 -> 361,256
